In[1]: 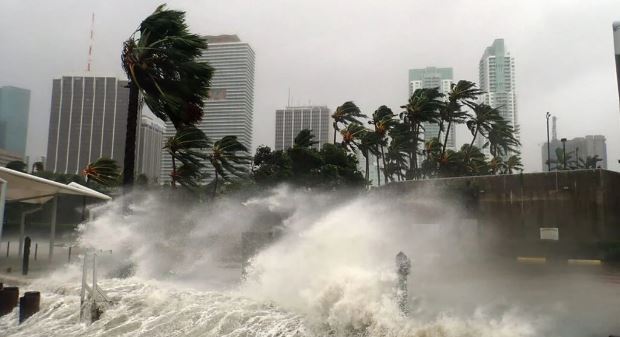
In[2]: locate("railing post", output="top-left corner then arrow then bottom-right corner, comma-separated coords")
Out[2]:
22,237 -> 31,275
395,251 -> 411,316
34,243 -> 38,261
79,254 -> 88,322
6,241 -> 9,257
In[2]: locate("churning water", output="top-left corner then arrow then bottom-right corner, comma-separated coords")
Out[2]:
1,186 -> 619,336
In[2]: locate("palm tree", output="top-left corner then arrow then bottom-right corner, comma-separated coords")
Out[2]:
486,119 -> 520,158
164,126 -> 210,188
488,156 -> 506,175
5,160 -> 27,172
31,161 -> 44,174
440,80 -> 483,157
369,105 -> 395,185
208,136 -> 251,196
465,103 -> 503,159
504,155 -> 523,174
82,158 -> 120,186
400,88 -> 444,179
121,4 -> 213,187
581,155 -> 603,169
332,101 -> 365,144
294,129 -> 318,148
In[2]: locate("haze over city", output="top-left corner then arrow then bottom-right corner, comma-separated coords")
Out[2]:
1,0 -> 620,171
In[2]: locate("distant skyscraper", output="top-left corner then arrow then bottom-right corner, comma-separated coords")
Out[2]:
45,75 -> 158,178
478,39 -> 518,155
46,76 -> 130,174
275,106 -> 331,150
408,67 -> 455,149
541,135 -> 607,171
0,86 -> 30,156
135,114 -> 164,183
160,35 -> 255,184
613,22 -> 620,106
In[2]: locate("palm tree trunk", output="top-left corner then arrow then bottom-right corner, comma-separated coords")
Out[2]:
466,127 -> 479,160
442,120 -> 452,156
380,145 -> 388,184
333,123 -> 337,144
365,151 -> 370,183
213,170 -> 218,197
171,155 -> 177,188
122,81 -> 140,189
376,150 -> 381,186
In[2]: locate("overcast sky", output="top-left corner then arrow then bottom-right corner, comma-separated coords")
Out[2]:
1,0 -> 620,172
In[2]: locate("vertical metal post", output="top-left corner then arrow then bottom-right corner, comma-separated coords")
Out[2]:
49,195 -> 58,261
0,179 -> 6,246
6,241 -> 9,257
68,247 -> 72,263
79,254 -> 87,321
22,237 -> 31,275
561,138 -> 567,170
545,112 -> 551,171
34,243 -> 38,260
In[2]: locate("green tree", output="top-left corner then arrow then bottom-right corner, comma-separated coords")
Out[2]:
465,103 -> 503,159
5,160 -> 27,172
164,126 -> 209,188
332,101 -> 365,144
369,105 -> 396,185
121,4 -> 213,186
31,161 -> 44,174
503,155 -> 523,174
400,88 -> 444,179
208,136 -> 250,196
440,80 -> 483,157
82,158 -> 121,186
294,129 -> 318,148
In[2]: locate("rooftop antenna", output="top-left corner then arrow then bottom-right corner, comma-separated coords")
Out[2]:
552,116 -> 558,141
86,13 -> 95,72
287,88 -> 291,107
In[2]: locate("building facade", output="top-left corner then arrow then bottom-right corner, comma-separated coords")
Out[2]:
160,35 -> 255,184
408,67 -> 455,149
45,76 -> 130,174
274,106 -> 330,150
45,75 -> 160,178
0,86 -> 30,156
135,115 -> 164,183
478,39 -> 519,155
541,135 -> 607,171
613,22 -> 620,107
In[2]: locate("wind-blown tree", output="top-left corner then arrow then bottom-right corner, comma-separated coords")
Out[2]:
581,155 -> 603,169
400,88 -> 444,179
465,103 -> 503,159
384,122 -> 412,182
163,126 -> 210,188
339,123 -> 366,152
369,105 -> 396,185
294,129 -> 318,148
121,4 -> 213,187
358,131 -> 380,183
504,155 -> 523,174
208,136 -> 251,196
486,119 -> 520,158
440,80 -> 484,157
82,158 -> 120,186
5,160 -> 27,172
331,101 -> 365,144
31,161 -> 44,174
488,156 -> 506,175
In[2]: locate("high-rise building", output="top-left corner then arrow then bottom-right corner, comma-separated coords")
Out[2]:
0,86 -> 30,156
274,106 -> 331,150
478,39 -> 518,155
613,22 -> 620,106
45,75 -> 159,177
46,76 -> 130,174
135,114 -> 164,183
408,67 -> 455,149
160,35 -> 255,184
541,135 -> 607,171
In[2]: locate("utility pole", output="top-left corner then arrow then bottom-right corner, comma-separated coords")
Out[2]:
546,112 -> 551,171
561,138 -> 567,170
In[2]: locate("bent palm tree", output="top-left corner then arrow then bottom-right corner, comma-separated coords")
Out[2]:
332,101 -> 365,144
82,158 -> 120,186
121,4 -> 213,187
164,126 -> 210,188
370,105 -> 395,185
465,103 -> 503,159
440,80 -> 483,157
208,136 -> 251,196
294,129 -> 318,148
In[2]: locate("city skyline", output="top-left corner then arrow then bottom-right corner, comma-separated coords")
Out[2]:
0,86 -> 30,157
1,1 -> 620,173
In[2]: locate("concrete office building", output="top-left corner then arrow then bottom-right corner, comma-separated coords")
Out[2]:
541,135 -> 607,171
160,35 -> 255,184
46,76 -> 131,174
408,67 -> 455,149
136,115 -> 164,183
478,39 -> 519,156
0,86 -> 30,156
45,75 -> 161,178
613,22 -> 620,107
274,106 -> 330,150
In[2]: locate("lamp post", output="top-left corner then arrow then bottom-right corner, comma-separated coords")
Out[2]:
561,138 -> 567,170
546,112 -> 551,171
575,147 -> 579,169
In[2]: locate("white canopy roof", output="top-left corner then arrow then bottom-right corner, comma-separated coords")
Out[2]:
0,167 -> 111,204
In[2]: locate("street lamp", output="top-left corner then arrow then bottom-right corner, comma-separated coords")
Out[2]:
561,138 -> 567,170
546,112 -> 551,171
